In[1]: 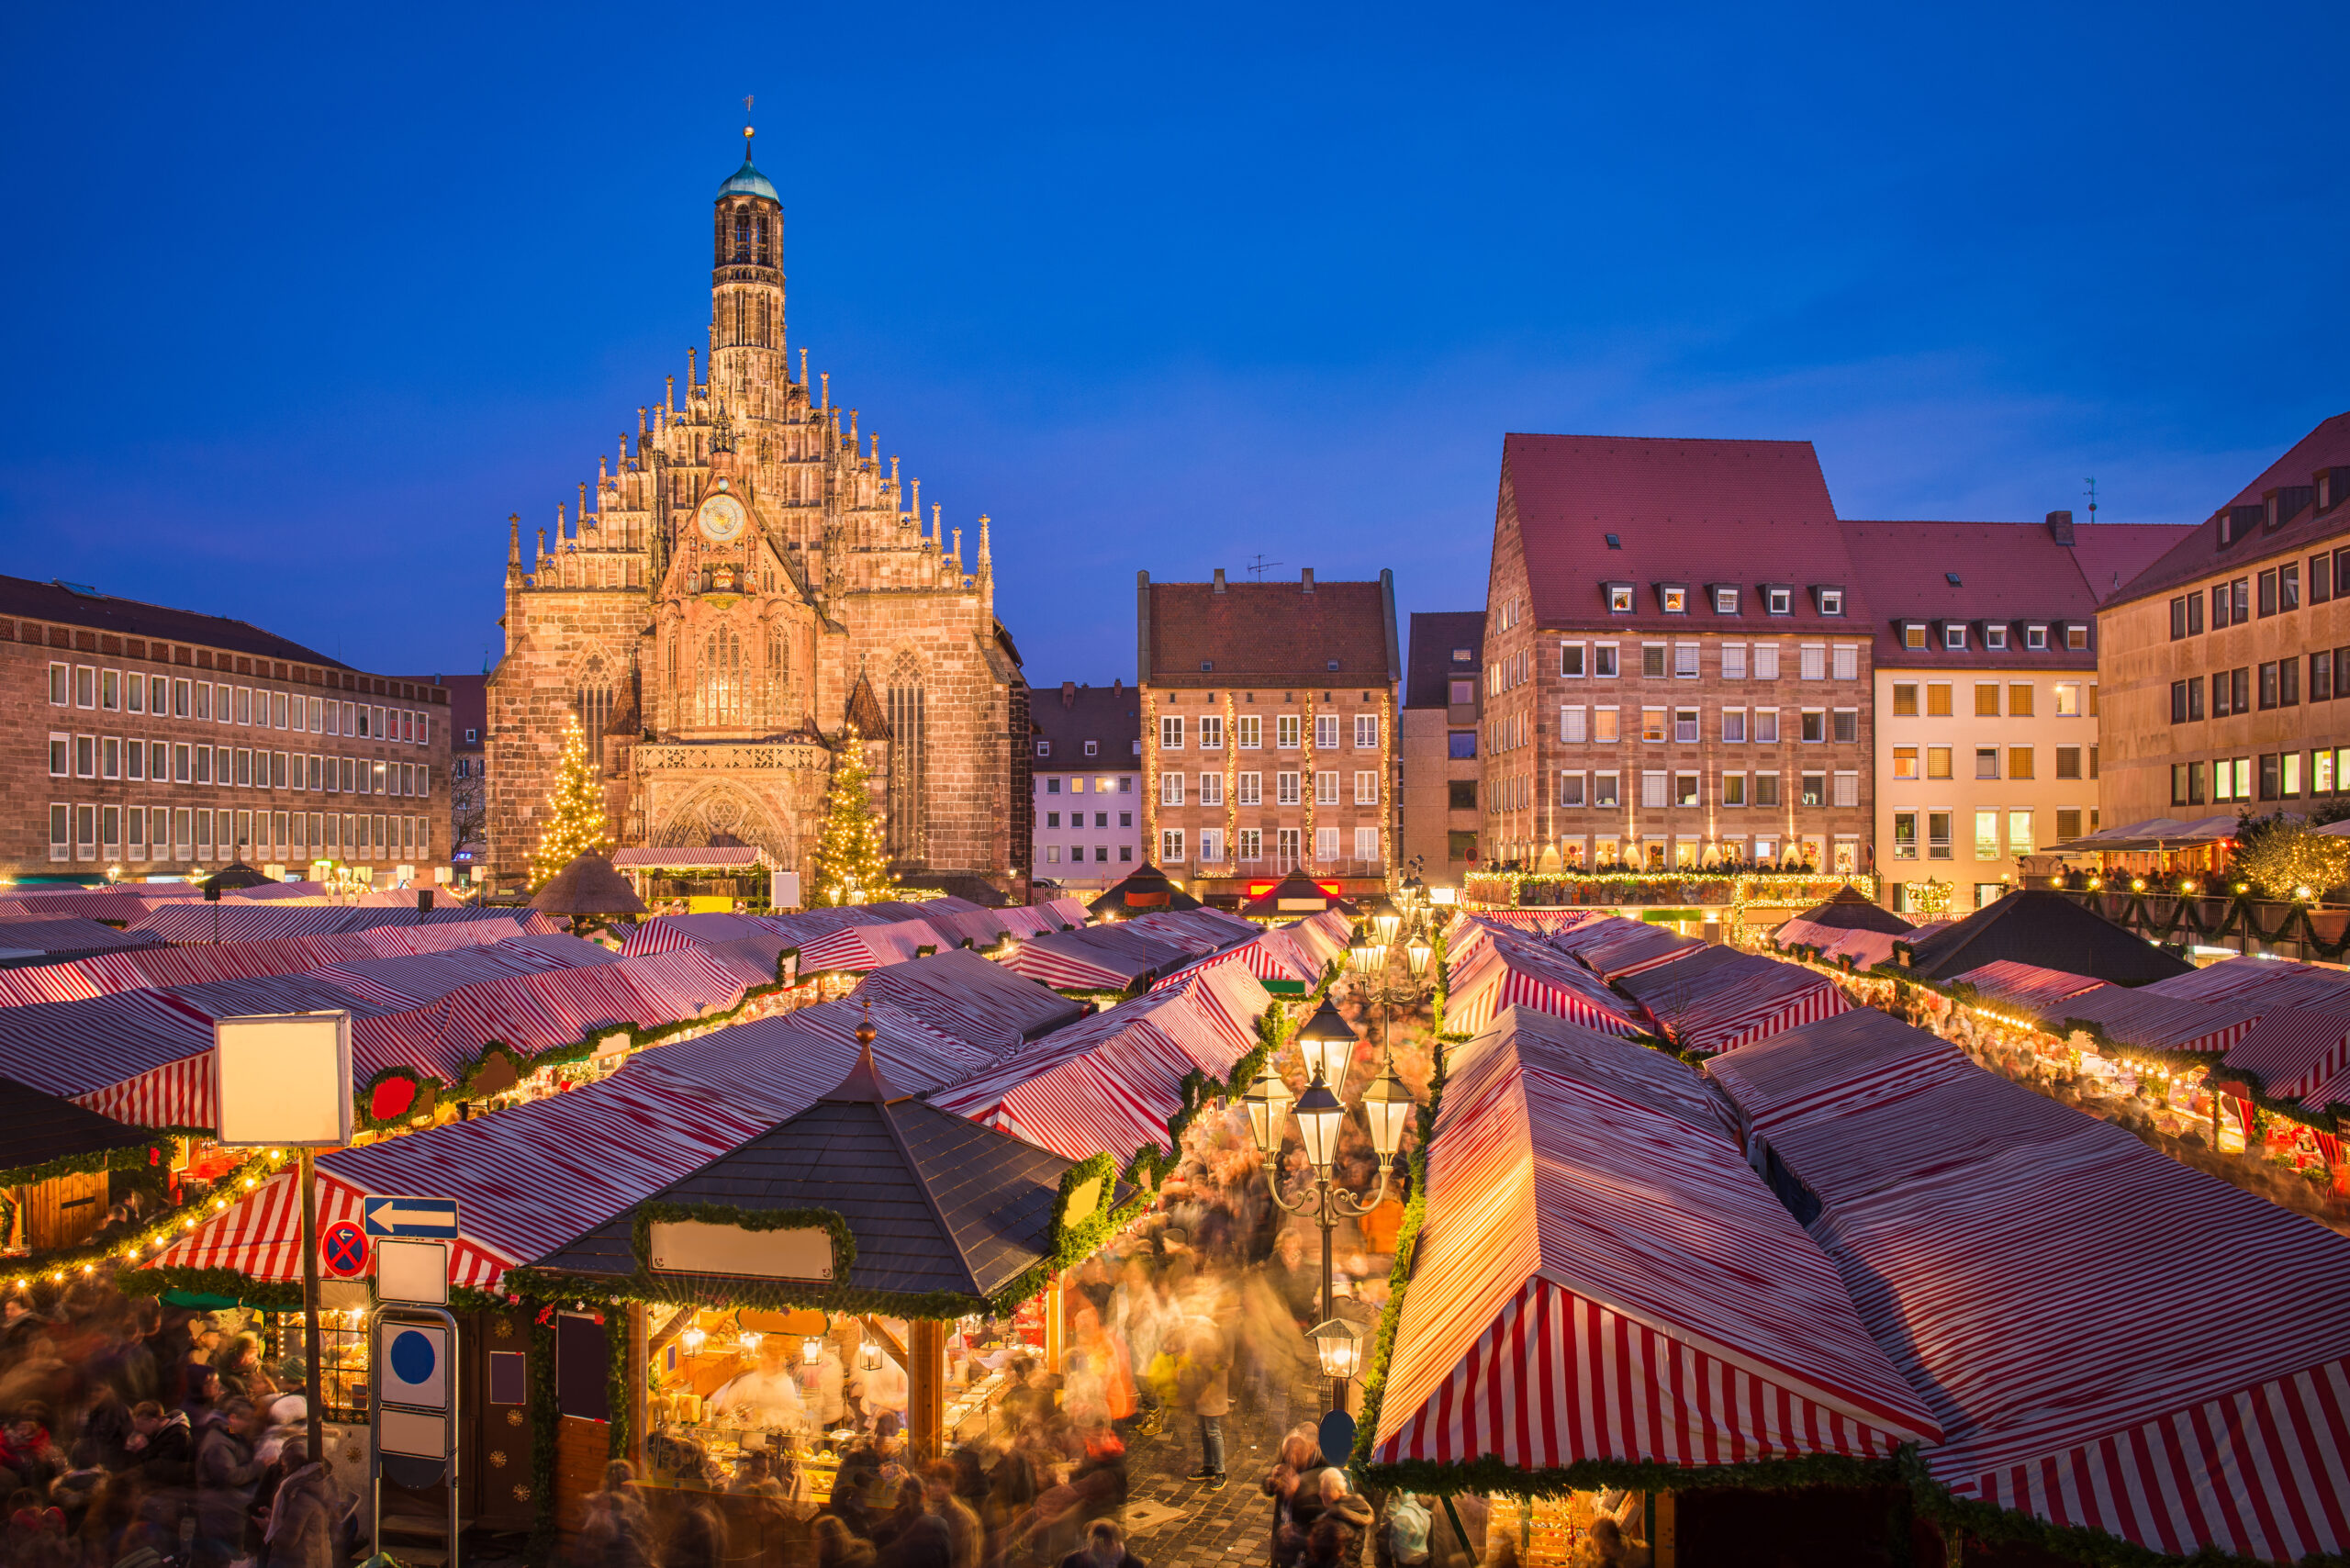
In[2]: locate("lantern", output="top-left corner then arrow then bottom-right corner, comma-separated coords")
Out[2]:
1310,1318 -> 1364,1382
1404,939 -> 1432,978
1349,944 -> 1382,976
1369,902 -> 1402,946
1293,996 -> 1360,1089
680,1326 -> 707,1355
1293,1075 -> 1346,1174
1358,1056 -> 1412,1159
1240,1065 -> 1294,1156
861,1340 -> 882,1372
802,1334 -> 824,1366
741,1331 -> 764,1356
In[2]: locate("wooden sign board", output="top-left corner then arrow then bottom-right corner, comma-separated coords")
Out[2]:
648,1220 -> 833,1280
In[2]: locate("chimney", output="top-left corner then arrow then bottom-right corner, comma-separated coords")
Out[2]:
1213,567 -> 1226,592
1301,567 -> 1315,593
2046,510 -> 2076,546
1061,679 -> 1076,710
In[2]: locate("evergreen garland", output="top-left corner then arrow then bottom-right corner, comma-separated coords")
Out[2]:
805,727 -> 898,905
530,713 -> 614,890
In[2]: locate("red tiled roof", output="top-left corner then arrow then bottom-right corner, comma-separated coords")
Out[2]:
2065,524 -> 2198,604
1839,520 -> 2124,669
1144,577 -> 1395,686
1500,433 -> 1863,632
1405,611 -> 1485,708
2109,410 -> 2350,604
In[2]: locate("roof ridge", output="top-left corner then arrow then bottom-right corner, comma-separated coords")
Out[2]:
876,1097 -> 989,1297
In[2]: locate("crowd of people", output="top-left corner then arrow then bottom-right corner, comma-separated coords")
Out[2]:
0,1282 -> 347,1568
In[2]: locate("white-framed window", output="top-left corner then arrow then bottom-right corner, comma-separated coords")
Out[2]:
1315,714 -> 1339,748
1561,642 -> 1585,678
1200,772 -> 1224,806
100,737 -> 119,780
1673,772 -> 1699,807
1236,714 -> 1261,749
2054,681 -> 2082,716
1277,771 -> 1301,805
1315,770 -> 1339,805
1753,709 -> 1780,743
1722,708 -> 1746,743
1199,715 -> 1224,750
1639,770 -> 1668,808
1832,770 -> 1860,807
1354,826 -> 1379,861
1161,829 -> 1185,863
49,802 -> 68,862
1766,587 -> 1793,616
1315,826 -> 1340,862
270,691 -> 286,728
48,734 -> 67,777
215,683 -> 231,722
1719,643 -> 1746,680
1714,587 -> 1739,614
1160,773 -> 1184,806
308,696 -> 323,732
1800,644 -> 1827,680
2024,624 -> 2049,651
1752,643 -> 1780,679
1593,706 -> 1620,743
1639,707 -> 1666,743
73,666 -> 95,708
1673,708 -> 1698,744
1559,705 -> 1586,742
1045,845 -> 1062,865
1607,584 -> 1635,612
1721,770 -> 1746,806
1594,770 -> 1621,807
1199,828 -> 1225,864
48,663 -> 68,705
1277,714 -> 1301,749
1160,714 -> 1184,749
74,735 -> 95,778
1594,643 -> 1619,678
1353,713 -> 1378,748
1831,644 -> 1859,679
98,670 -> 119,711
1354,769 -> 1379,804
126,674 -> 144,714
1983,625 -> 2009,652
1818,588 -> 1844,616
1944,624 -> 1966,650
1238,828 -> 1262,862
1237,771 -> 1261,805
1673,643 -> 1700,678
1559,770 -> 1585,806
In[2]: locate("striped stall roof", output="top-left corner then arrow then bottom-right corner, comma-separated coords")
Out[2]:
0,890 -> 188,922
0,919 -> 541,1010
305,935 -> 621,1011
128,903 -> 556,943
0,990 -> 215,1107
791,918 -> 955,975
1946,959 -> 2113,1014
1125,907 -> 1259,954
1442,931 -> 1645,1038
624,998 -> 995,1123
852,949 -> 1088,1058
2054,986 -> 2258,1058
2143,956 -> 2350,1012
2215,1009 -> 2350,1103
1617,950 -> 1852,1056
1371,1007 -> 1942,1475
1002,925 -> 1192,991
0,916 -> 165,958
1708,1010 -> 2350,1562
928,963 -> 1269,1162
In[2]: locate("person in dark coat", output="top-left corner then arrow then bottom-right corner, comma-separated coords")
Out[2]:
1055,1519 -> 1145,1568
258,1439 -> 341,1568
576,1461 -> 656,1568
664,1492 -> 727,1568
190,1397 -> 266,1568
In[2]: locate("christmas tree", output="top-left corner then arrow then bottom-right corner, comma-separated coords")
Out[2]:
806,726 -> 896,904
530,713 -> 614,889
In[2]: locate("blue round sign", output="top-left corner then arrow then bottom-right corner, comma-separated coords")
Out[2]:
389,1328 -> 438,1386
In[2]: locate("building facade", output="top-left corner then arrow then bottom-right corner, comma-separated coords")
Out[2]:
438,673 -> 487,876
1136,568 -> 1401,905
1482,435 -> 1874,873
1399,612 -> 1484,885
1029,680 -> 1142,891
487,134 -> 1026,893
2,577 -> 452,881
1841,513 -> 2186,912
2099,412 -> 2350,826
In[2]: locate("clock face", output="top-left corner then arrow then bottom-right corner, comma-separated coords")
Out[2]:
697,493 -> 748,544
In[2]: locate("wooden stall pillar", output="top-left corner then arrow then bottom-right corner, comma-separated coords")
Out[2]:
1043,1273 -> 1067,1374
626,1304 -> 648,1474
1651,1491 -> 1675,1568
907,1318 -> 947,1462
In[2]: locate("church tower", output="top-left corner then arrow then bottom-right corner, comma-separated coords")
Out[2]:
711,118 -> 785,425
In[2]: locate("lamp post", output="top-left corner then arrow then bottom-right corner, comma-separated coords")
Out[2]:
1242,994 -> 1410,1409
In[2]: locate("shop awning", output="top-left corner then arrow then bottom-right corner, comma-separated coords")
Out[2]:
128,902 -> 559,944
1944,959 -> 2111,1014
610,846 -> 771,870
1002,924 -> 1192,991
0,1072 -> 158,1187
1369,1007 -> 1942,1482
1707,1010 -> 2350,1562
852,949 -> 1089,1059
789,917 -> 954,976
1551,917 -> 1704,983
1440,926 -> 1645,1038
1616,949 -> 1852,1057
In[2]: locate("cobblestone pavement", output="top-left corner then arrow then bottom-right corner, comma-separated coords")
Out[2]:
1119,1375 -> 1334,1568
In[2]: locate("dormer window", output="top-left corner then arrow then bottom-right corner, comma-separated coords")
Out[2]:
1943,624 -> 1967,650
1606,583 -> 1635,613
2024,623 -> 2048,650
1084,740 -> 1099,756
1451,647 -> 1473,662
1035,740 -> 1051,756
1812,586 -> 1846,616
1711,586 -> 1739,614
1200,660 -> 1214,672
1764,585 -> 1794,616
1983,624 -> 2009,651
1902,622 -> 1927,649
1658,584 -> 1689,614
2065,623 -> 2089,650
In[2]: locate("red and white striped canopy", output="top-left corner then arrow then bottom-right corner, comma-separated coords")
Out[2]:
1372,1007 -> 1942,1473
1710,1009 -> 2350,1562
1617,949 -> 1852,1056
1946,959 -> 2111,1014
852,949 -> 1087,1059
0,919 -> 536,1008
1441,930 -> 1644,1039
791,917 -> 954,975
1002,924 -> 1192,991
2146,955 -> 2350,1011
2213,1009 -> 2350,1103
129,902 -> 558,944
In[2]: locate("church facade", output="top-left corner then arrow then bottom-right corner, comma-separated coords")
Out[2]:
486,136 -> 1030,896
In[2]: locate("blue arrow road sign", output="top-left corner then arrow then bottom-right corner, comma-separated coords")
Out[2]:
363,1194 -> 461,1238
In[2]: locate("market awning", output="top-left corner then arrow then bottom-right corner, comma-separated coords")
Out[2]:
790,917 -> 954,976
1707,1009 -> 2350,1562
852,948 -> 1088,1058
0,1072 -> 158,1187
1440,925 -> 1645,1038
610,846 -> 770,870
1617,949 -> 1852,1056
128,902 -> 558,944
1369,1007 -> 1942,1484
1002,924 -> 1192,991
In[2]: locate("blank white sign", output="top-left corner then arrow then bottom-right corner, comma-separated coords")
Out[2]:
375,1238 -> 449,1305
648,1220 -> 833,1280
378,1406 -> 447,1459
214,1013 -> 351,1148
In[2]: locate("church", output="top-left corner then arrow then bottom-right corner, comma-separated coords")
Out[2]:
486,127 -> 1031,897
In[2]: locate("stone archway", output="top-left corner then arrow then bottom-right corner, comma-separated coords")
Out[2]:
650,782 -> 798,869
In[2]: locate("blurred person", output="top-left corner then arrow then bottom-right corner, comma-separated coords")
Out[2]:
812,1514 -> 875,1568
709,1338 -> 808,1428
876,1477 -> 948,1568
1302,1518 -> 1354,1568
1315,1471 -> 1372,1562
923,1460 -> 981,1568
1383,1494 -> 1432,1568
665,1489 -> 728,1568
1177,1327 -> 1229,1489
77,1467 -> 153,1563
256,1436 -> 340,1568
577,1460 -> 655,1568
190,1395 -> 266,1568
1054,1518 -> 1143,1568
0,1402 -> 62,1496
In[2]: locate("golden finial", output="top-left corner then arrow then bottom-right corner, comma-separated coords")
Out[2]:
743,95 -> 755,153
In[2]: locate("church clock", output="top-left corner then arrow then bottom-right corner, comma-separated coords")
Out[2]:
697,492 -> 748,544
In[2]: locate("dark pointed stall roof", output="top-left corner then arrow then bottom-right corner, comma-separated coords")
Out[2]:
0,1072 -> 154,1186
1237,868 -> 1360,921
531,851 -> 649,917
1087,863 -> 1203,917
1792,884 -> 1913,935
1899,890 -> 2190,985
523,1044 -> 1126,1314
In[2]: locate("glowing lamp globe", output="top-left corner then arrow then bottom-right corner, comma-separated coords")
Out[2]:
1293,1075 -> 1346,1173
1359,1057 -> 1413,1159
1294,996 -> 1360,1089
1310,1317 -> 1364,1382
1240,1065 -> 1294,1156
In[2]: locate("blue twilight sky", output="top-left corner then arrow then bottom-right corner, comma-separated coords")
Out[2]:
2,1 -> 2344,685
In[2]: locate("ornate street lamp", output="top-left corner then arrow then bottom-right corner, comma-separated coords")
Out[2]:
1404,937 -> 1433,978
1310,1317 -> 1365,1384
1292,995 -> 1360,1090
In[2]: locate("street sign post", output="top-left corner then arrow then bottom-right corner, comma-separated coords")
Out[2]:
375,1238 -> 450,1306
370,1303 -> 461,1568
320,1222 -> 370,1280
363,1194 -> 461,1238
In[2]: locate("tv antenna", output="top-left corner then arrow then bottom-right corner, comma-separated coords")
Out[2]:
1246,554 -> 1284,580
2084,476 -> 2098,525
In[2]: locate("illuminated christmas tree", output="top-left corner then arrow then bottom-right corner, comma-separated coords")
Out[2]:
530,713 -> 614,889
807,727 -> 896,905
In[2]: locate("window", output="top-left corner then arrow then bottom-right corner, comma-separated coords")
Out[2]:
1159,773 -> 1184,807
1238,829 -> 1262,862
2025,623 -> 2048,650
1200,773 -> 1224,806
1975,747 -> 1999,779
1560,643 -> 1585,678
1975,683 -> 2000,717
1903,624 -> 1928,649
48,663 -> 66,705
1720,644 -> 1747,679
1751,643 -> 1780,680
1926,682 -> 1953,717
98,670 -> 119,711
1721,771 -> 1746,806
1447,731 -> 1475,759
2065,624 -> 2088,650
1800,771 -> 1825,805
2008,810 -> 2034,856
1714,587 -> 1739,614
1558,771 -> 1584,807
1893,683 -> 1918,716
1673,772 -> 1699,807
1944,624 -> 1966,650
1353,826 -> 1379,862
1594,770 -> 1621,807
1314,771 -> 1338,805
1594,643 -> 1619,678
2260,662 -> 2279,710
1893,812 -> 1918,858
1800,644 -> 1826,681
74,666 -> 95,707
1607,584 -> 1634,612
74,735 -> 94,778
1984,624 -> 2009,651
1660,585 -> 1689,614
1449,678 -> 1476,705
1753,772 -> 1780,806
1044,845 -> 1061,865
2054,745 -> 2082,779
100,737 -> 119,779
2284,563 -> 2301,610
1354,770 -> 1378,804
2260,570 -> 2278,616
1237,772 -> 1261,805
1832,770 -> 1859,807
1353,714 -> 1377,748
1766,587 -> 1793,616
1831,709 -> 1857,743
1799,709 -> 1824,743
1315,714 -> 1339,749
2009,745 -> 2034,779
2316,653 -> 2336,703
1640,770 -> 1668,808
1594,707 -> 1621,743
1673,708 -> 1698,744
1315,827 -> 1338,863
2283,659 -> 2301,706
1929,811 -> 1953,858
1200,715 -> 1225,750
1161,829 -> 1184,863
1831,644 -> 1858,679
1200,829 -> 1225,864
1083,741 -> 1099,757
1277,714 -> 1300,749
1276,771 -> 1300,805
1673,643 -> 1699,678
1975,811 -> 2000,860
1752,708 -> 1779,744
2056,808 -> 2082,843
1449,778 -> 1478,810
1160,715 -> 1184,749
1817,588 -> 1844,616
1559,705 -> 1587,743
1236,714 -> 1261,749
2007,683 -> 2033,717
2283,751 -> 2304,797
1445,829 -> 1475,862
1640,708 -> 1666,743
1894,745 -> 1919,779
1641,644 -> 1667,678
2316,554 -> 2336,605
48,734 -> 66,777
1721,708 -> 1746,743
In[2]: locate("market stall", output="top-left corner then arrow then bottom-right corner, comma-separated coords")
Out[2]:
850,948 -> 1087,1058
1000,923 -> 1192,993
1438,924 -> 1645,1038
1615,946 -> 1852,1056
0,1072 -> 162,1252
